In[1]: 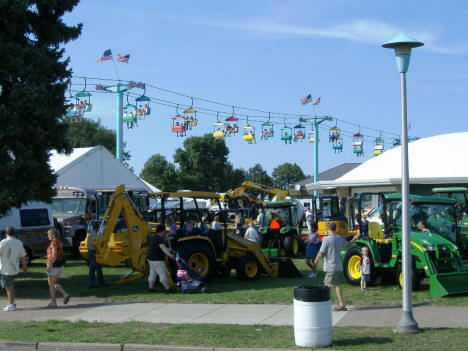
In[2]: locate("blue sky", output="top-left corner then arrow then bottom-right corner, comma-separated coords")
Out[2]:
63,0 -> 468,178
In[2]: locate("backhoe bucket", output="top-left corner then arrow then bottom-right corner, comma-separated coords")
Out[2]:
269,257 -> 302,278
428,271 -> 468,297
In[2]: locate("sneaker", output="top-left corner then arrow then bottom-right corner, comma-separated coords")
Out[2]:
308,272 -> 317,278
2,304 -> 16,312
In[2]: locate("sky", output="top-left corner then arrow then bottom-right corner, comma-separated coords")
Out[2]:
63,0 -> 468,178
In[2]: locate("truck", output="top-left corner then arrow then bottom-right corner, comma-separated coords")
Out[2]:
341,192 -> 468,297
53,185 -> 148,256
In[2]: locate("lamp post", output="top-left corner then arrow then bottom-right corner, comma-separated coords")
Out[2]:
383,33 -> 423,333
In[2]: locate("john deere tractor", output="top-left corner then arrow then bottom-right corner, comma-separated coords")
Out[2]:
342,192 -> 468,297
432,187 -> 468,256
258,201 -> 300,257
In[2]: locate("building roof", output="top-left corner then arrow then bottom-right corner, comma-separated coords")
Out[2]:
295,163 -> 361,186
49,146 -> 155,192
307,132 -> 468,190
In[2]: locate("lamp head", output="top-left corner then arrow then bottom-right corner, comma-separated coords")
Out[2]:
382,33 -> 424,73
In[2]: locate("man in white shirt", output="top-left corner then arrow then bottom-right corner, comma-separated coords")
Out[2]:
244,222 -> 260,245
0,226 -> 27,312
305,206 -> 314,232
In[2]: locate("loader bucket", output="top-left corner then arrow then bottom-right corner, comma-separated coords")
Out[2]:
428,272 -> 468,297
269,257 -> 302,278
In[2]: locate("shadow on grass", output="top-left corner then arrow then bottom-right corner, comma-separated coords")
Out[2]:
332,336 -> 393,347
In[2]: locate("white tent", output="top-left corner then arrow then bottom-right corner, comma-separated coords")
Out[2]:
50,146 -> 159,192
307,132 -> 468,190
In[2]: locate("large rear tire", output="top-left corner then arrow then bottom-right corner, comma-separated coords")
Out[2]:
178,242 -> 215,281
284,235 -> 299,257
236,254 -> 260,280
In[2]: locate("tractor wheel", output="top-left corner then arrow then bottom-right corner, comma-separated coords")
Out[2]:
178,243 -> 214,281
236,254 -> 260,280
284,236 -> 299,257
397,265 -> 422,291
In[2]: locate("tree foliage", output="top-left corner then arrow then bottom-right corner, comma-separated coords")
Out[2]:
141,135 -> 246,192
272,162 -> 306,190
245,164 -> 273,186
62,118 -> 131,162
0,0 -> 81,214
140,154 -> 179,191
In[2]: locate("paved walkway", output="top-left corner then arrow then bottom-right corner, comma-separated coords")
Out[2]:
1,298 -> 467,328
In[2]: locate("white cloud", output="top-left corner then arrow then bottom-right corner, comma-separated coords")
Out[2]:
195,18 -> 466,55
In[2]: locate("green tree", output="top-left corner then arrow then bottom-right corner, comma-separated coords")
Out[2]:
140,154 -> 179,191
62,118 -> 131,162
0,0 -> 81,214
245,164 -> 273,186
272,163 -> 306,190
173,134 -> 244,192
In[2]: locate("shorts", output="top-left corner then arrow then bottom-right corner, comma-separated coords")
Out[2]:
324,271 -> 340,287
361,273 -> 370,282
305,243 -> 318,258
47,267 -> 63,276
0,275 -> 15,288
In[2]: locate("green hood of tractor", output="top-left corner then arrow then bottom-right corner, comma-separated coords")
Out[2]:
395,231 -> 457,248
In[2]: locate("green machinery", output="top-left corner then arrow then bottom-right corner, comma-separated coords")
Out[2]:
342,192 -> 468,297
432,187 -> 468,256
258,201 -> 300,257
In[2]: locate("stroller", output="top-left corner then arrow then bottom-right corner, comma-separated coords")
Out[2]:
175,252 -> 209,294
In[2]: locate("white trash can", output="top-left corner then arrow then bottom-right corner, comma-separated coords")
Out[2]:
293,285 -> 332,348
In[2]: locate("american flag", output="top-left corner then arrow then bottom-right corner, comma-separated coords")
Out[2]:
312,97 -> 321,105
117,54 -> 130,63
300,94 -> 312,105
97,49 -> 113,63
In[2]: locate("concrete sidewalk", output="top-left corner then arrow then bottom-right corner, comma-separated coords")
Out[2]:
1,298 -> 467,328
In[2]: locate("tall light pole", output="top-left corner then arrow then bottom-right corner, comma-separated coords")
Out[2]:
383,33 -> 423,333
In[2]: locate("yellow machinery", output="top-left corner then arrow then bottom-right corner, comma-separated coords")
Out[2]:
221,181 -> 288,209
80,185 -> 282,283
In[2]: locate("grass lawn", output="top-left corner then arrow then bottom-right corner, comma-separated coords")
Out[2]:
11,256 -> 468,306
0,321 -> 467,350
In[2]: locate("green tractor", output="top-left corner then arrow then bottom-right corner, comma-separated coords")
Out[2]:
432,187 -> 468,256
342,192 -> 468,297
258,201 -> 300,257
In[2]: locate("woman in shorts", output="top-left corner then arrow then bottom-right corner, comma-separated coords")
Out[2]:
46,229 -> 70,307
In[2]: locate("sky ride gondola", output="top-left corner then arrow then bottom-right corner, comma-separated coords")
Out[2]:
329,126 -> 340,144
293,124 -> 305,142
183,97 -> 198,128
171,105 -> 186,137
135,89 -> 150,119
242,117 -> 256,144
373,135 -> 384,156
213,113 -> 225,139
225,107 -> 239,136
353,131 -> 364,157
280,120 -> 292,144
261,113 -> 274,141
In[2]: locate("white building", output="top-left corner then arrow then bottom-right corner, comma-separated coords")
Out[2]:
50,145 -> 159,192
306,132 -> 468,197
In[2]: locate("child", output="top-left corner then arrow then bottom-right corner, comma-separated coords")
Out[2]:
358,246 -> 371,291
304,222 -> 319,278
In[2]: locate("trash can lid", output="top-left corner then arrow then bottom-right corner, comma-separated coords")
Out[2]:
294,286 -> 330,302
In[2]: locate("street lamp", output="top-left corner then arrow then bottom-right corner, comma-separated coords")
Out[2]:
383,33 -> 423,333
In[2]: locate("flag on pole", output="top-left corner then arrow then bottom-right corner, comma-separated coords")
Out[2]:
300,94 -> 312,105
312,97 -> 321,105
97,49 -> 113,63
117,54 -> 130,63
